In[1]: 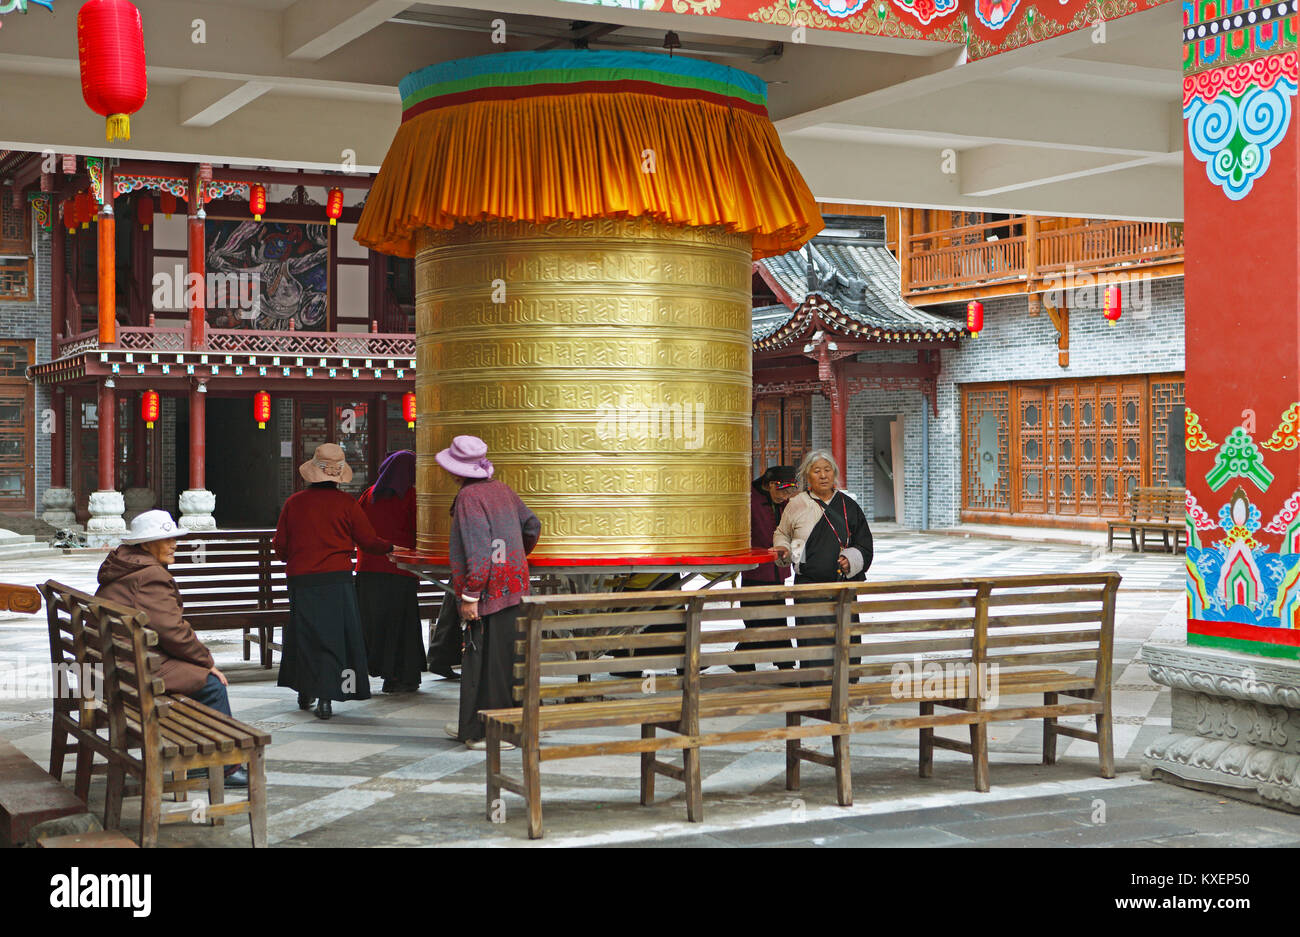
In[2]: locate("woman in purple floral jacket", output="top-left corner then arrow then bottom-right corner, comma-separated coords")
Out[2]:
437,435 -> 541,750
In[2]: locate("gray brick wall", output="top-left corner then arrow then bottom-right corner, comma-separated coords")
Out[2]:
0,221 -> 52,515
808,276 -> 1186,528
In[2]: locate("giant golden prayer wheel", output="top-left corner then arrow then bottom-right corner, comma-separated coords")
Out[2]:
356,50 -> 821,561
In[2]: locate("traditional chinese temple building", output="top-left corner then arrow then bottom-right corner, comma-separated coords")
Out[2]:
0,151 -> 415,537
753,205 -> 1186,531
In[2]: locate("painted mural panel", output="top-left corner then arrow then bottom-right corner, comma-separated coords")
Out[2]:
204,220 -> 330,331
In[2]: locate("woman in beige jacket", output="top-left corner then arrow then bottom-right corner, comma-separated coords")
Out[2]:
772,450 -> 873,680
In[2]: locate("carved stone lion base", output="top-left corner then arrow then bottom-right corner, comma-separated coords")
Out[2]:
1141,641 -> 1300,813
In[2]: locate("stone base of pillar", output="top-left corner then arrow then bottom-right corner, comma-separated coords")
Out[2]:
123,487 -> 157,525
40,487 -> 80,532
1141,641 -> 1300,813
178,489 -> 216,531
85,490 -> 126,548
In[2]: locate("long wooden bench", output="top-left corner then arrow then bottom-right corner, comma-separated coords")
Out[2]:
1107,486 -> 1185,553
0,737 -> 87,847
39,581 -> 272,847
482,572 -> 1120,839
171,529 -> 444,668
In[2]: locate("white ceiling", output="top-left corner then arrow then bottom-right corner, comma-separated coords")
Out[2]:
0,0 -> 1182,219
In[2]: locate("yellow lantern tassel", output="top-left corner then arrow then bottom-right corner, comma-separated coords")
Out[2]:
106,114 -> 131,142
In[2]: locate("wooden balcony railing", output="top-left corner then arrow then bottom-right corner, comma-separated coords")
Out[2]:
56,323 -> 415,359
903,216 -> 1183,298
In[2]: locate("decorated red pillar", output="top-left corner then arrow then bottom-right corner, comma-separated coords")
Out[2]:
50,389 -> 66,489
97,379 -> 115,492
830,364 -> 848,483
187,166 -> 206,350
1142,6 -> 1300,808
189,381 -> 205,491
97,191 -> 115,346
51,215 -> 65,344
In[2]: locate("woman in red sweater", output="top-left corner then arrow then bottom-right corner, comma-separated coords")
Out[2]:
356,450 -> 423,694
274,443 -> 393,720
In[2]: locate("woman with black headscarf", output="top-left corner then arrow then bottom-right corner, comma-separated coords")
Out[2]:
355,449 -> 425,694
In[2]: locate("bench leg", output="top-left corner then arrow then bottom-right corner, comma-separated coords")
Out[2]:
485,722 -> 502,821
1043,692 -> 1058,765
524,743 -> 543,840
261,627 -> 274,669
49,727 -> 67,780
785,712 -> 801,792
832,732 -> 852,807
683,747 -> 703,823
73,740 -> 94,804
140,766 -> 163,848
639,725 -> 656,806
970,722 -> 990,793
104,760 -> 125,830
1097,699 -> 1115,780
248,747 -> 267,848
242,627 -> 251,662
919,702 -> 934,778
208,765 -> 226,827
1130,529 -> 1140,553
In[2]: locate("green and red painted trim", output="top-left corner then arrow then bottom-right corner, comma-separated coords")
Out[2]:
399,50 -> 769,121
1190,619 -> 1300,659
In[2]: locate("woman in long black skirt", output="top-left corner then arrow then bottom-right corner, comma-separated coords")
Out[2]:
356,450 -> 425,693
274,443 -> 394,719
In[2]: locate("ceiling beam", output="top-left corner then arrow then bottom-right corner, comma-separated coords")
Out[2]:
282,0 -> 414,61
958,145 -> 1172,197
179,79 -> 273,128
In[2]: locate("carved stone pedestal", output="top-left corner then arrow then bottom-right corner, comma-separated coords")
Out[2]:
85,490 -> 126,548
178,489 -> 216,531
40,487 -> 78,531
1141,641 -> 1300,812
123,487 -> 156,525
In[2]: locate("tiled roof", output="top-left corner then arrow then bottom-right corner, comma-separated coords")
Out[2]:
757,239 -> 964,341
751,303 -> 794,342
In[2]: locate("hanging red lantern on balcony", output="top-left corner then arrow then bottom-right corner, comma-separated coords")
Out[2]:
326,188 -> 344,226
159,190 -> 176,218
75,192 -> 94,229
1103,285 -> 1122,325
140,389 -> 159,429
254,390 -> 271,430
966,300 -> 984,338
249,183 -> 266,221
403,391 -> 417,429
62,199 -> 77,235
76,0 -> 149,143
137,194 -> 154,231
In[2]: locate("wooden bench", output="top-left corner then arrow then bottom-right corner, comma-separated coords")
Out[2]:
482,572 -> 1119,839
0,737 -> 87,847
171,529 -> 444,668
40,581 -> 272,847
1107,487 -> 1185,553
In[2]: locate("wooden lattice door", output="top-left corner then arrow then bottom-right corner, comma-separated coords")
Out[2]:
963,386 -> 1010,511
1015,386 -> 1048,514
0,340 -> 33,510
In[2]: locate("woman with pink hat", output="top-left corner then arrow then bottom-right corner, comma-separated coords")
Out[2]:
437,435 -> 541,750
273,443 -> 394,720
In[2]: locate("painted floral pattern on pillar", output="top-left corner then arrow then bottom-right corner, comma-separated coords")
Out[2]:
1185,54 -> 1298,200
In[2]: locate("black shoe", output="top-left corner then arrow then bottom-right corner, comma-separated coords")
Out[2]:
314,700 -> 332,720
429,665 -> 460,681
381,680 -> 398,694
224,767 -> 249,788
297,693 -> 314,711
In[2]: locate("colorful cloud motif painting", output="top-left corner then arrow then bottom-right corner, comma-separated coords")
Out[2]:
889,0 -> 958,26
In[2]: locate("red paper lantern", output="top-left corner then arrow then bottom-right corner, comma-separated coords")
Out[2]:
254,390 -> 271,430
75,192 -> 94,229
77,0 -> 148,143
402,391 -> 417,429
966,300 -> 984,337
159,191 -> 177,218
1103,285 -> 1122,325
326,188 -> 344,226
137,195 -> 154,231
249,183 -> 266,221
62,199 -> 77,235
140,389 -> 159,429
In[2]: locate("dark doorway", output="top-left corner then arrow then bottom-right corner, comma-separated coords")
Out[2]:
206,397 -> 281,528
